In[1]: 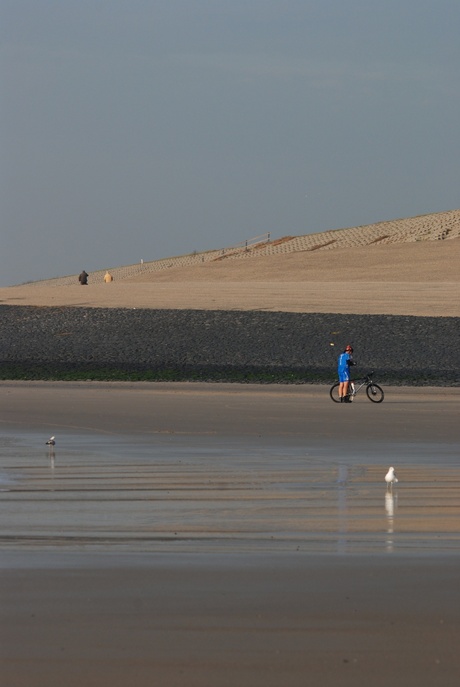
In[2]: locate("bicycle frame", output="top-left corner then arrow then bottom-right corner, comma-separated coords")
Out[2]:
348,376 -> 371,398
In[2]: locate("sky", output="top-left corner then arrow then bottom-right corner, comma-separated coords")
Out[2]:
2,0 -> 460,286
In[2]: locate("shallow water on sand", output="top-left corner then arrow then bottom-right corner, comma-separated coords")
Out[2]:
1,428 -> 459,555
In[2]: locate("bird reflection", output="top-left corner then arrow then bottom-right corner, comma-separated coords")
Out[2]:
385,491 -> 395,524
45,436 -> 56,470
385,491 -> 398,552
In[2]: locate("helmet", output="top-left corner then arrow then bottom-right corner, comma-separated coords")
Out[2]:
345,344 -> 353,352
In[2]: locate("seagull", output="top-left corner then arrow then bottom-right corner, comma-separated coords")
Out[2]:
46,436 -> 56,446
385,466 -> 398,489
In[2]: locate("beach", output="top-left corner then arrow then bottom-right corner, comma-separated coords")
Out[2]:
1,236 -> 460,685
1,382 -> 460,686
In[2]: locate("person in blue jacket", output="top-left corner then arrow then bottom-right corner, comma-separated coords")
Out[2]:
337,344 -> 356,402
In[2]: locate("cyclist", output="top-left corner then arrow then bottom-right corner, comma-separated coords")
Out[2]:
337,344 -> 356,403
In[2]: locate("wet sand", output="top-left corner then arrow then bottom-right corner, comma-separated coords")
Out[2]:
2,554 -> 460,687
1,382 -> 460,685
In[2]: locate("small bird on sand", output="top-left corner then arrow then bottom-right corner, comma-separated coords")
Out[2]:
385,466 -> 398,489
46,436 -> 56,446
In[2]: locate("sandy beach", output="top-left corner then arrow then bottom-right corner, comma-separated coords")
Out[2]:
1,382 -> 460,685
1,237 -> 460,685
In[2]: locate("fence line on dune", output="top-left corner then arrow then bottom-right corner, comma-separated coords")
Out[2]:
17,209 -> 460,287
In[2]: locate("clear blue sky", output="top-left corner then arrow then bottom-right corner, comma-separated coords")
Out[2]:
2,0 -> 460,286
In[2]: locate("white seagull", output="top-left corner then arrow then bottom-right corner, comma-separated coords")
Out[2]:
385,466 -> 398,489
46,436 -> 56,446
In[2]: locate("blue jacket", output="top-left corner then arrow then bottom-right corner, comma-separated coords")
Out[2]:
338,352 -> 353,375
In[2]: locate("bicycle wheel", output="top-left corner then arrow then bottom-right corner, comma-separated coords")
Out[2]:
330,382 -> 341,402
366,383 -> 384,403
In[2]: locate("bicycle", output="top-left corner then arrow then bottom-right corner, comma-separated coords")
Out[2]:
330,371 -> 384,403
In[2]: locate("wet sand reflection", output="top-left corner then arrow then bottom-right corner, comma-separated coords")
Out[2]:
1,432 -> 459,554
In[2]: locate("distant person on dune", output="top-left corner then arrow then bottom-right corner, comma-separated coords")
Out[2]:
104,271 -> 113,283
337,344 -> 356,403
78,270 -> 88,285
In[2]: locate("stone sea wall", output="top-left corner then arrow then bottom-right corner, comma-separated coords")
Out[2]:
0,305 -> 458,385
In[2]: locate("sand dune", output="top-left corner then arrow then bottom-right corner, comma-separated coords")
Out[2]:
123,238 -> 460,283
1,238 -> 459,316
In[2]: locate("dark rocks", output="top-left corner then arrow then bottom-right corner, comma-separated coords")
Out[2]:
0,305 -> 458,385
